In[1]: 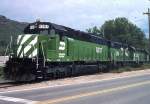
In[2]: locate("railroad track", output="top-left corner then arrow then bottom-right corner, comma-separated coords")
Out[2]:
0,82 -> 21,88
0,80 -> 43,89
0,81 -> 36,89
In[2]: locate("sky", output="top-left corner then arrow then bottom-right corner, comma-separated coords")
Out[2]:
0,0 -> 150,37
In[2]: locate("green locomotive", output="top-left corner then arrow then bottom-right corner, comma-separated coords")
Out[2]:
4,21 -> 149,81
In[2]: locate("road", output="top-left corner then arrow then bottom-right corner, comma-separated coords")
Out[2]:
0,73 -> 150,104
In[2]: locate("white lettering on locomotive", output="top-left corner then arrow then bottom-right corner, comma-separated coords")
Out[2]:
39,24 -> 49,29
59,41 -> 65,50
59,53 -> 66,58
30,25 -> 35,30
96,47 -> 102,53
116,51 -> 119,56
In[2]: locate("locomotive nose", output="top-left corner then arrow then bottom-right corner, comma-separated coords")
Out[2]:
17,34 -> 38,58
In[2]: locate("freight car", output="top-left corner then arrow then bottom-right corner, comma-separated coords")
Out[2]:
4,21 -> 149,81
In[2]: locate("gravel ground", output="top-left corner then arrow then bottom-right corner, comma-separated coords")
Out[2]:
0,69 -> 150,92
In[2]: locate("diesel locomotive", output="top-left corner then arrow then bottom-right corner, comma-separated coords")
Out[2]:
4,21 -> 149,81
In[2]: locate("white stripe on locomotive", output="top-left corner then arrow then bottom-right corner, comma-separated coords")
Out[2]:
23,36 -> 37,55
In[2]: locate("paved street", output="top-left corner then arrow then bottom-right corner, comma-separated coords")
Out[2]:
0,73 -> 150,104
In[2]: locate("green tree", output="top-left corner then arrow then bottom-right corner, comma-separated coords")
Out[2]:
87,17 -> 146,49
86,26 -> 102,37
101,20 -> 115,40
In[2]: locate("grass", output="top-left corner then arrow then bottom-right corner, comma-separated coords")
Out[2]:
111,63 -> 150,73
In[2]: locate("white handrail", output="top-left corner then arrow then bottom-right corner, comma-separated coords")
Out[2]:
41,42 -> 46,67
32,45 -> 38,69
4,36 -> 13,57
4,44 -> 9,56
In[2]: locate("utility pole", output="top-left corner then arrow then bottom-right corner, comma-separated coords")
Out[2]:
143,8 -> 150,53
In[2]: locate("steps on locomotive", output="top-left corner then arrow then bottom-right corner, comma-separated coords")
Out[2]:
35,58 -> 45,80
36,70 -> 43,79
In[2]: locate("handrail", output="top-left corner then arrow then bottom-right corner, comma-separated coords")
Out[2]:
32,45 -> 39,69
4,36 -> 12,57
41,41 -> 46,67
4,44 -> 9,56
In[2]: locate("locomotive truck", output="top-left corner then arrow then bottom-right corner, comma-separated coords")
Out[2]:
4,21 -> 149,81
